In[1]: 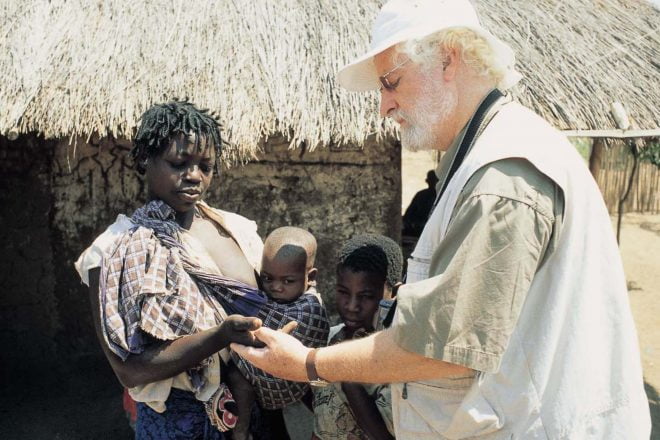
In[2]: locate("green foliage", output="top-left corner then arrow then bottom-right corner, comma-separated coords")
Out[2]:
569,137 -> 592,163
638,139 -> 660,168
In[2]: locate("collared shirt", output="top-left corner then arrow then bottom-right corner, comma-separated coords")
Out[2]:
393,124 -> 564,372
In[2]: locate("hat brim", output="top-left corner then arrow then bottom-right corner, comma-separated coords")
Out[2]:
337,34 -> 405,92
337,26 -> 522,92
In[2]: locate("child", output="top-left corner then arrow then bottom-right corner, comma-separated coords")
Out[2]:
259,227 -> 319,304
312,234 -> 402,440
229,226 -> 323,440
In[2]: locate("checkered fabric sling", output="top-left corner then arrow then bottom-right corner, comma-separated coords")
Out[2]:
231,290 -> 329,409
98,200 -> 329,409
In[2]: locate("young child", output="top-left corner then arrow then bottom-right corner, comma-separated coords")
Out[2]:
312,234 -> 403,440
259,226 -> 319,304
229,226 -> 323,440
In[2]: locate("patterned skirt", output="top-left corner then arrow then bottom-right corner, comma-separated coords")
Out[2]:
135,388 -> 224,440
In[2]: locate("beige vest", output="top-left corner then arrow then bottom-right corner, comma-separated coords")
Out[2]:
393,102 -> 650,439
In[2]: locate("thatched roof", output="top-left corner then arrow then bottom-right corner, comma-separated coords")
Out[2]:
1,0 -> 658,159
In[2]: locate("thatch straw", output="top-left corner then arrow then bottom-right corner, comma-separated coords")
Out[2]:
0,0 -> 658,160
475,0 -> 659,136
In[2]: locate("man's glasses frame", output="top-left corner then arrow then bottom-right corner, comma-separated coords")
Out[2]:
378,58 -> 411,91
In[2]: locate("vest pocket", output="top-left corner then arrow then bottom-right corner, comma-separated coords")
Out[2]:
394,378 -> 504,439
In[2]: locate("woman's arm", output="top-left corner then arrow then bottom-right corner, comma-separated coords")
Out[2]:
88,267 -> 262,388
341,383 -> 394,440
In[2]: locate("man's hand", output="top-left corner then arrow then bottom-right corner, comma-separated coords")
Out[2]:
219,315 -> 264,348
230,325 -> 310,382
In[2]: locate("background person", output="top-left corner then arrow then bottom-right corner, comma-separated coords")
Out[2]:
402,169 -> 439,238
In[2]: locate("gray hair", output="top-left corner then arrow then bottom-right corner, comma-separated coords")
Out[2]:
397,28 -> 508,87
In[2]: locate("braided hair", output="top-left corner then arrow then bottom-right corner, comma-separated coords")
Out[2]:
131,99 -> 223,174
337,234 -> 403,287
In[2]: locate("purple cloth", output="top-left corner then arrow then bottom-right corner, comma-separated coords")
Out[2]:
135,388 -> 225,440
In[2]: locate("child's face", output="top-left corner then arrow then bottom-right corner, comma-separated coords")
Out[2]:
260,253 -> 310,303
335,267 -> 386,334
145,133 -> 214,214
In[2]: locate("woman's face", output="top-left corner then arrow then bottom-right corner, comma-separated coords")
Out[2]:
145,134 -> 215,215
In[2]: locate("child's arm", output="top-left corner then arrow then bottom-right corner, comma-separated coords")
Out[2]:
341,383 -> 394,440
88,267 -> 263,389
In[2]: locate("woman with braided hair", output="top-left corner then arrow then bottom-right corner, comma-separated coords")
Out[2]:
75,100 -> 329,439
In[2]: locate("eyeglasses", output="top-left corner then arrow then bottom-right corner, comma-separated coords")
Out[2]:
379,58 -> 411,91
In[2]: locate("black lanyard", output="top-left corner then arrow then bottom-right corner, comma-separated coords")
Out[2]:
434,88 -> 504,208
394,89 -> 505,299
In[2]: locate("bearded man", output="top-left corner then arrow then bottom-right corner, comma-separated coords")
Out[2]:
232,0 -> 651,438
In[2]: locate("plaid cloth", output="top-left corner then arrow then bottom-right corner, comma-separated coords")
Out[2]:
98,200 -> 329,408
232,291 -> 330,409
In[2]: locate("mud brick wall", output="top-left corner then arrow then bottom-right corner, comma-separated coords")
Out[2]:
0,134 -> 58,380
210,135 -> 402,314
0,133 -> 400,374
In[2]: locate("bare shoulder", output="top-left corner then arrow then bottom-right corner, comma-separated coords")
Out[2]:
188,215 -> 258,286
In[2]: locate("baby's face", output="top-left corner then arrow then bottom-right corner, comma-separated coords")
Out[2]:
260,253 -> 308,303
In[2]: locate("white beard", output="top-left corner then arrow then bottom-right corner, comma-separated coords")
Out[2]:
394,82 -> 457,152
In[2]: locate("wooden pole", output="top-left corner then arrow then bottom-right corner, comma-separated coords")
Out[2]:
589,138 -> 606,179
616,139 -> 639,244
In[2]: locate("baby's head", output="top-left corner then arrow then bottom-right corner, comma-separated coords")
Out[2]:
260,227 -> 318,303
335,234 -> 403,335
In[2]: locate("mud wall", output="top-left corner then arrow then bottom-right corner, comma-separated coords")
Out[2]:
209,135 -> 402,313
0,135 -> 58,380
0,133 -> 401,374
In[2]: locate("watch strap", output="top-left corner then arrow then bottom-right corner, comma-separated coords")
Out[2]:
305,348 -> 329,387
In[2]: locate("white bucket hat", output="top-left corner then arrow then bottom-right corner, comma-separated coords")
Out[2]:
337,0 -> 522,91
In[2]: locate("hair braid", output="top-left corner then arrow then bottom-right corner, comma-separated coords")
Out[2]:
131,99 -> 224,174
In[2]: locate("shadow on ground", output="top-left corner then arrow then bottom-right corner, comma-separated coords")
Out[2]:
647,381 -> 660,440
0,356 -> 131,440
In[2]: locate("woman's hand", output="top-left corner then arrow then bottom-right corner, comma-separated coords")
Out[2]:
219,315 -> 264,348
89,268 -> 267,388
230,323 -> 310,382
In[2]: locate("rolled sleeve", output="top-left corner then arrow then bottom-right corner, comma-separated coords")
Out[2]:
393,159 -> 561,373
74,214 -> 134,286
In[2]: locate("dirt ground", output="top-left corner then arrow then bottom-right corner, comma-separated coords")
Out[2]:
0,151 -> 657,439
0,357 -> 132,439
617,212 -> 660,437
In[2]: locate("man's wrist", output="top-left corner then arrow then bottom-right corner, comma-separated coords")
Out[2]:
305,348 -> 329,387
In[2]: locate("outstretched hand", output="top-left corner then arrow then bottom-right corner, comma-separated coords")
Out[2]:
230,322 -> 311,382
220,315 -> 265,348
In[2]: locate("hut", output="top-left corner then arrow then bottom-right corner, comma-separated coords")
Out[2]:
0,0 -> 658,382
